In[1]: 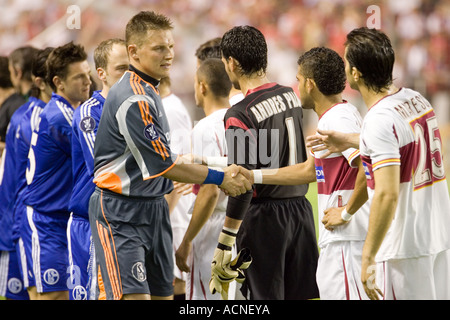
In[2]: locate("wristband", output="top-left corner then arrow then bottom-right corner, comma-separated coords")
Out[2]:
203,168 -> 225,185
252,170 -> 263,184
341,207 -> 353,222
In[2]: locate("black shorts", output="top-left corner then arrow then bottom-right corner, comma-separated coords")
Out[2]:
237,196 -> 319,300
89,188 -> 173,299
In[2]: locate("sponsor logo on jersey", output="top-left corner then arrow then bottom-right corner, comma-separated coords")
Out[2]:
315,166 -> 325,182
143,123 -> 159,141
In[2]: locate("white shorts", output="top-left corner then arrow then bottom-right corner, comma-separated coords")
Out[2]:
316,240 -> 369,300
186,209 -> 235,300
377,249 -> 450,300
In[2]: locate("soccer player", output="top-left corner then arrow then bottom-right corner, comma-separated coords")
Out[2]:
175,58 -> 233,300
14,47 -> 53,300
22,42 -> 92,300
159,76 -> 195,300
68,38 -> 128,300
320,27 -> 450,300
0,48 -> 41,300
89,11 -> 251,301
0,56 -> 26,152
195,37 -> 244,106
8,46 -> 39,99
210,26 -> 319,300
242,47 -> 370,299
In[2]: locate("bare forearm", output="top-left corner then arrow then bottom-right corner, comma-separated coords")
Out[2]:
183,185 -> 220,243
258,157 -> 316,185
344,159 -> 368,215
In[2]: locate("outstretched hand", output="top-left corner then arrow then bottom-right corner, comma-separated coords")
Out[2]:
306,129 -> 360,159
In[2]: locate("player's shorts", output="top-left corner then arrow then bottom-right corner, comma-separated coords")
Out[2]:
89,188 -> 174,300
186,208 -> 236,300
18,212 -> 36,289
377,248 -> 450,300
0,249 -> 29,300
237,196 -> 319,300
316,240 -> 369,300
67,213 -> 96,300
25,206 -> 70,293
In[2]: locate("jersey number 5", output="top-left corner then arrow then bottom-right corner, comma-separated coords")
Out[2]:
411,112 -> 445,190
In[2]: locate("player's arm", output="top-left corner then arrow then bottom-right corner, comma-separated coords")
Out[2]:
361,165 -> 399,300
175,184 -> 220,272
251,156 -> 316,185
321,157 -> 368,229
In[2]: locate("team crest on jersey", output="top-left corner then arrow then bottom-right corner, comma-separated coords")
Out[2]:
143,123 -> 159,141
80,116 -> 96,133
315,166 -> 325,182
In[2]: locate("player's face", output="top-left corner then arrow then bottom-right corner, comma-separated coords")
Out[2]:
60,60 -> 91,106
134,29 -> 174,80
296,66 -> 314,110
221,56 -> 240,90
103,43 -> 129,87
344,46 -> 359,91
193,72 -> 203,108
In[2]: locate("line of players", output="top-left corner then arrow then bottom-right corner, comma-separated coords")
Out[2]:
0,9 -> 449,301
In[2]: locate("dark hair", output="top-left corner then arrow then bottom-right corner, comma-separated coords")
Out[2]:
220,25 -> 267,76
94,38 -> 126,69
0,56 -> 13,89
345,27 -> 395,93
197,58 -> 231,98
32,47 -> 54,80
8,46 -> 39,83
126,11 -> 173,48
297,47 -> 346,96
195,37 -> 222,61
46,41 -> 88,91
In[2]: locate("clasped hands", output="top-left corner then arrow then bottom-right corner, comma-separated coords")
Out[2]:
219,164 -> 253,197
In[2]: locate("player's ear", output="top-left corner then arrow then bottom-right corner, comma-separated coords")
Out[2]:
306,78 -> 315,92
351,67 -> 362,82
128,44 -> 138,61
97,67 -> 106,82
53,76 -> 63,92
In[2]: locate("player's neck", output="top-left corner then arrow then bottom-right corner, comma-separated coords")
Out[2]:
56,90 -> 81,109
238,74 -> 270,96
315,94 -> 344,117
360,84 -> 399,109
203,96 -> 230,117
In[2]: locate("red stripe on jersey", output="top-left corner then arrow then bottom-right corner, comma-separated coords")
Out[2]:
315,156 -> 358,195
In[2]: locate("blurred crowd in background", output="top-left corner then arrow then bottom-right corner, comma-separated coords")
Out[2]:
1,0 -> 449,167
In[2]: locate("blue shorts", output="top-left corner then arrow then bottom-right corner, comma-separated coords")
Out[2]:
67,213 -> 95,300
0,250 -> 29,300
25,206 -> 69,293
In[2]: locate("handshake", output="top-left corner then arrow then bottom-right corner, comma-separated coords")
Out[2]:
217,164 -> 254,197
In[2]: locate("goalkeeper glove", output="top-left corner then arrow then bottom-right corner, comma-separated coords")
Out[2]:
210,228 -> 252,300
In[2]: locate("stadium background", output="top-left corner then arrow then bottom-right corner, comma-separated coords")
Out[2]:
1,0 -> 449,234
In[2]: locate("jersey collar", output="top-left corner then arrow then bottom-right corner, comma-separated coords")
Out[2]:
129,64 -> 160,88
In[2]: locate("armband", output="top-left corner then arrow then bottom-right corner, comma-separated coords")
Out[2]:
203,168 -> 225,185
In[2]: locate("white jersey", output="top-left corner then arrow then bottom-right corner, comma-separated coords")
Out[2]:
187,108 -> 229,300
313,101 -> 370,249
162,93 -> 194,230
360,87 -> 450,261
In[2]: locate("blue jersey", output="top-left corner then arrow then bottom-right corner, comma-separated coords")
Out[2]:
22,93 -> 75,216
69,91 -> 105,218
0,99 -> 32,250
12,97 -> 46,242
